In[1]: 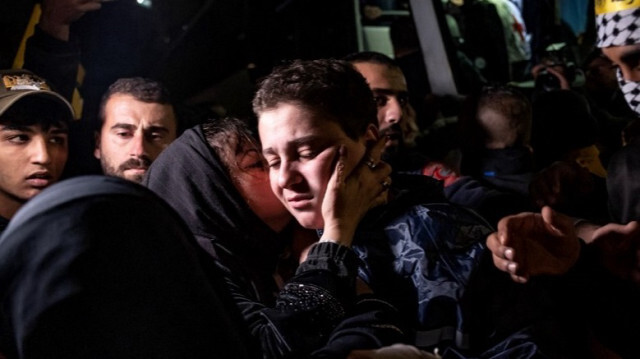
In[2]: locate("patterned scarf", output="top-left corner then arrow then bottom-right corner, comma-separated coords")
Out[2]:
617,67 -> 640,114
596,2 -> 640,114
596,7 -> 640,47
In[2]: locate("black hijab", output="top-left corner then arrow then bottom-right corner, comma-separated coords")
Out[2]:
142,125 -> 285,302
0,175 -> 254,359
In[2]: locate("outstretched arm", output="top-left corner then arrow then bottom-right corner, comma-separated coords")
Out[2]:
486,206 -> 581,283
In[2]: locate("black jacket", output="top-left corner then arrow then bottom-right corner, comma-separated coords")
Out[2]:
0,176 -> 254,358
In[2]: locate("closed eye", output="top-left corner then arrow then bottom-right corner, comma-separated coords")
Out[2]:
298,150 -> 316,159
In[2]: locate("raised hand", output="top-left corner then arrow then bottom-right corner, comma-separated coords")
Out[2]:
320,137 -> 392,247
40,0 -> 103,41
486,206 -> 581,283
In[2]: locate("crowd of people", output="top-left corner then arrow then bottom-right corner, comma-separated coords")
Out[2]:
0,0 -> 639,358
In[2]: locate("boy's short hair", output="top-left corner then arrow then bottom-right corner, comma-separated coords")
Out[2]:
252,59 -> 377,140
477,85 -> 532,147
0,69 -> 74,128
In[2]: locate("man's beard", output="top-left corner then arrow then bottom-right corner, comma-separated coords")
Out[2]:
380,124 -> 406,166
101,156 -> 152,183
380,124 -> 405,151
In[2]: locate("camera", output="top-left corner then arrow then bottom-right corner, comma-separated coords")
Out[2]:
534,43 -> 577,92
535,68 -> 562,92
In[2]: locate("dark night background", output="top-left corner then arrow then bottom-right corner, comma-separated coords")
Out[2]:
0,0 -> 359,119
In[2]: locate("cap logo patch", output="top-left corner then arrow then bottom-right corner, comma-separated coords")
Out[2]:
2,74 -> 51,92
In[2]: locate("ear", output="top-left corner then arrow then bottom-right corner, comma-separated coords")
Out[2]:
362,123 -> 379,147
93,132 -> 101,159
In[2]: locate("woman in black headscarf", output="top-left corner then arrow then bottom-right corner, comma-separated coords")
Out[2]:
0,175 -> 254,359
143,117 -> 406,359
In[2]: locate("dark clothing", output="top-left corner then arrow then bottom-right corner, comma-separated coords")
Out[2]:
564,245 -> 640,359
452,146 -> 536,225
607,141 -> 640,223
23,27 -> 80,102
587,88 -> 637,165
142,126 -> 405,359
0,216 -> 8,236
0,176 -> 254,358
461,146 -> 534,198
350,174 -> 591,357
531,90 -> 599,170
458,0 -> 510,84
445,176 -> 533,228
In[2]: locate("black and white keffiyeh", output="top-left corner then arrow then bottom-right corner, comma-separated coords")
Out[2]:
596,6 -> 640,47
596,2 -> 640,114
617,68 -> 640,114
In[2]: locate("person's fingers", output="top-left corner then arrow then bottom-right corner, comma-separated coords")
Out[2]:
323,146 -> 346,197
504,247 -> 514,260
361,137 -> 387,172
488,233 -> 514,268
82,2 -> 103,11
531,64 -> 545,76
77,0 -> 103,12
621,221 -> 640,238
488,232 -> 515,260
541,206 -> 569,237
510,273 -> 529,284
370,176 -> 391,208
497,215 -> 522,248
375,160 -> 392,179
486,232 -> 501,252
593,221 -> 640,253
332,145 -> 347,186
369,136 -> 387,162
371,191 -> 389,208
491,253 -> 512,272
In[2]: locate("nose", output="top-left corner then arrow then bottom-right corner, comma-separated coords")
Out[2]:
129,132 -> 147,157
31,137 -> 51,165
619,65 -> 640,82
381,96 -> 404,126
276,160 -> 301,189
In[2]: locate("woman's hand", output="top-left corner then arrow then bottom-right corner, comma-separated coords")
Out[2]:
320,137 -> 392,247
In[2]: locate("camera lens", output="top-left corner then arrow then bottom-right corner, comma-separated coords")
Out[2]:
536,69 -> 560,91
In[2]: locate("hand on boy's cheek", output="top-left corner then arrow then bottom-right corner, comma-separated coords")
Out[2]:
320,141 -> 392,246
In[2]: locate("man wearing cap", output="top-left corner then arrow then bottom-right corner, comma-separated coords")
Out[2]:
0,69 -> 71,233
